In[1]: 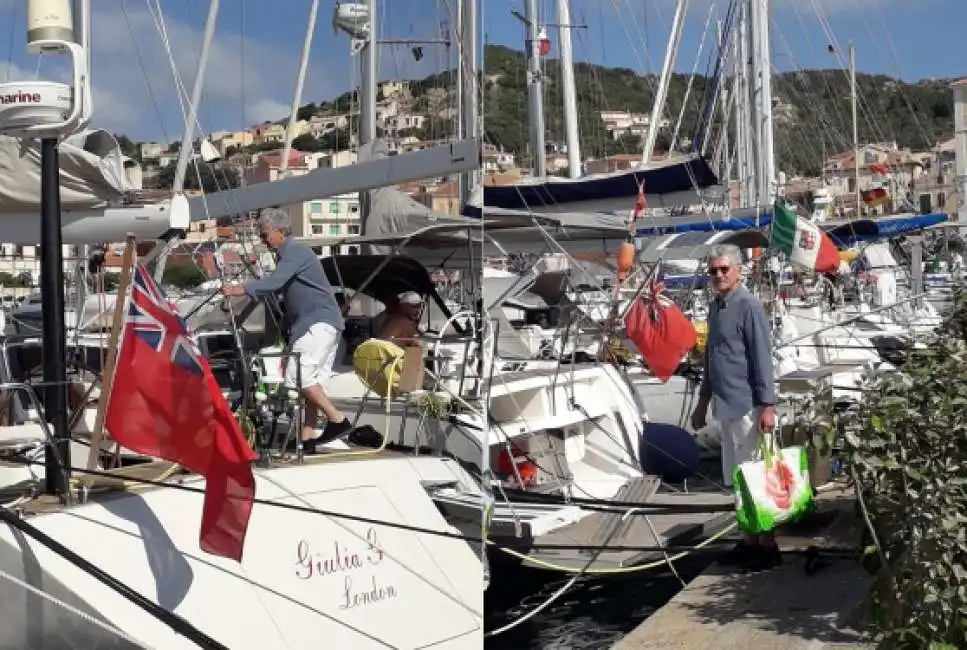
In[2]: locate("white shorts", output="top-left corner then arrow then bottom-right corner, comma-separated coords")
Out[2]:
284,323 -> 340,390
715,406 -> 773,487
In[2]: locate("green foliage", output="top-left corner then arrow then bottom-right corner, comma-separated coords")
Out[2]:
162,265 -> 206,290
845,287 -> 967,648
102,273 -> 119,292
151,162 -> 239,192
0,271 -> 31,287
114,134 -> 140,160
454,45 -> 952,172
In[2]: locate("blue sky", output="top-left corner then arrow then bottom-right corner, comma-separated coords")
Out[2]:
0,0 -> 962,141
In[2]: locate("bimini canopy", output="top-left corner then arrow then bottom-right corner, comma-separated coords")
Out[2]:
321,255 -> 437,305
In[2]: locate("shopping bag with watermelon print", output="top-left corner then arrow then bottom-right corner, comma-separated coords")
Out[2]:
733,438 -> 814,535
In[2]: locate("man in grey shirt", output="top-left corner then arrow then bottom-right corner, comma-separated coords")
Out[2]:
690,244 -> 780,570
222,208 -> 351,453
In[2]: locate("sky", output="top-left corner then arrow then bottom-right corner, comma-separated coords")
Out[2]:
0,0 -> 963,142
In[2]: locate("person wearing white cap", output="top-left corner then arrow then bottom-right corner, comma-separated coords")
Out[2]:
377,291 -> 424,346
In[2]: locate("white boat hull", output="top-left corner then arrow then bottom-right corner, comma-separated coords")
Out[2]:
0,457 -> 483,649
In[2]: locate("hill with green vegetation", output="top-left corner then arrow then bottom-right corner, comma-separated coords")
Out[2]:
478,45 -> 954,175
299,44 -> 955,177
135,43 -> 955,186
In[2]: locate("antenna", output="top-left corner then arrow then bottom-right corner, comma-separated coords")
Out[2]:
0,0 -> 92,138
0,0 -> 95,499
332,2 -> 371,56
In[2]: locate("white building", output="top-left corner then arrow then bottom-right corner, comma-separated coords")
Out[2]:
273,150 -> 362,256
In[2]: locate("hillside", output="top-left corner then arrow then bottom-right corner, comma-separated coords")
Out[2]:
305,44 -> 954,177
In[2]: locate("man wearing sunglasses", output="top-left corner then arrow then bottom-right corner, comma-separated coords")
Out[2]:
690,244 -> 780,571
222,208 -> 352,454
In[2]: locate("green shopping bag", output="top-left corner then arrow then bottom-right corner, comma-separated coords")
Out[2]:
733,437 -> 814,535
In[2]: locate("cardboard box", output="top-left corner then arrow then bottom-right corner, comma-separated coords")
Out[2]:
397,345 -> 425,394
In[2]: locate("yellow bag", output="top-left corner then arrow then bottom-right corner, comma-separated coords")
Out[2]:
692,321 -> 708,355
353,338 -> 405,398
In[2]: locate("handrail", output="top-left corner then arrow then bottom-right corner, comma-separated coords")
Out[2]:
0,381 -> 69,496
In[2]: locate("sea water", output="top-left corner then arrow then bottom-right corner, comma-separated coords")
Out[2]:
484,557 -> 711,649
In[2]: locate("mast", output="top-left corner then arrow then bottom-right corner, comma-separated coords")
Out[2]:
458,0 -> 478,208
557,0 -> 581,178
524,0 -> 546,177
952,79 -> 967,225
279,0 -> 320,175
715,20 -> 731,193
643,0 -> 688,165
850,43 -> 861,216
735,4 -> 750,207
171,0 -> 220,193
745,0 -> 762,206
753,0 -> 775,201
359,0 -> 378,145
12,0 -> 96,496
157,0 -> 220,283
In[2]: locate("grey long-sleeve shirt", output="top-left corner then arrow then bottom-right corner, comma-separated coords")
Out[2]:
244,238 -> 344,342
699,284 -> 777,421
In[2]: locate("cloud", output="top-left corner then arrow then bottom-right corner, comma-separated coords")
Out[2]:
2,3 -> 343,140
84,3 -> 310,140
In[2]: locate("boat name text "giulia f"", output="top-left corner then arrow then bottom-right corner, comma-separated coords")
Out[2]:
0,91 -> 42,105
294,527 -> 399,610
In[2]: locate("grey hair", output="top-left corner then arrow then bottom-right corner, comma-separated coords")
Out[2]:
707,244 -> 742,267
258,207 -> 292,236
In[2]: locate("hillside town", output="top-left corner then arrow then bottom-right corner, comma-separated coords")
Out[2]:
0,79 -> 957,294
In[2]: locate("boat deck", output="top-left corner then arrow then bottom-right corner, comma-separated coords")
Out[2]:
16,444 -> 418,517
492,476 -> 735,572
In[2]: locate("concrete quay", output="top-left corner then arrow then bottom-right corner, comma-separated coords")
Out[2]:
612,488 -> 878,650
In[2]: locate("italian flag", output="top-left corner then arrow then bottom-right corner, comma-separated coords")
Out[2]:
771,203 -> 840,273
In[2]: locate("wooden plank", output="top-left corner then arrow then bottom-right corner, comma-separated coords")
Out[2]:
85,234 -> 137,474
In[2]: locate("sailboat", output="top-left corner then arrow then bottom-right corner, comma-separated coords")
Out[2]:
0,1 -> 485,647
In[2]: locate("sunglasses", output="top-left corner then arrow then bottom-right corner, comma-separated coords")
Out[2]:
708,265 -> 732,276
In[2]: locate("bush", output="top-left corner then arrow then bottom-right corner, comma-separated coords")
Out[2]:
163,265 -> 206,290
846,287 -> 967,648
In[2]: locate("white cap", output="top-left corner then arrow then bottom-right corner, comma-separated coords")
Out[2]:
398,291 -> 423,305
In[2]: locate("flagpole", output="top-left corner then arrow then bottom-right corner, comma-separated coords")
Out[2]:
86,234 -> 137,473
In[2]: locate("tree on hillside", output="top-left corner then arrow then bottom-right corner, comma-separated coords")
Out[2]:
163,264 -> 207,289
291,133 -> 328,152
114,134 -> 139,159
297,103 -> 319,121
152,162 -> 239,192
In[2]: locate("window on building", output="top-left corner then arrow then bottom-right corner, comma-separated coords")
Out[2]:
311,246 -> 323,255
347,246 -> 360,256
348,225 -> 360,235
329,201 -> 340,214
349,203 -> 359,214
311,224 -> 324,235
310,202 -> 322,214
329,224 -> 341,235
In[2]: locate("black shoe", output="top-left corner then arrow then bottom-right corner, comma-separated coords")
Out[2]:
719,541 -> 758,567
302,419 -> 354,455
347,425 -> 384,449
743,545 -> 783,573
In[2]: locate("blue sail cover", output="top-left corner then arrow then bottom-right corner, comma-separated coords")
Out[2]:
636,208 -> 773,236
466,154 -> 719,217
826,212 -> 949,247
